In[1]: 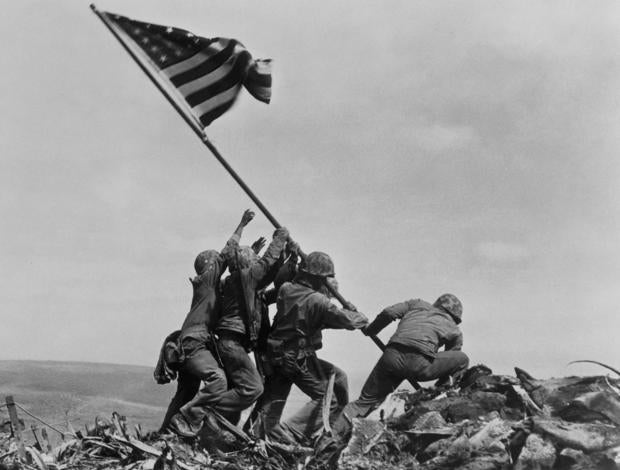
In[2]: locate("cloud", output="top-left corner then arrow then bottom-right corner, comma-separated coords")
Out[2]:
476,241 -> 530,263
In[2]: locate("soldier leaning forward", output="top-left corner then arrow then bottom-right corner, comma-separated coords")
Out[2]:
159,210 -> 255,434
251,252 -> 368,445
172,227 -> 290,435
332,294 -> 469,438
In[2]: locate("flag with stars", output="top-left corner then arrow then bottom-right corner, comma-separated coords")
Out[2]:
96,9 -> 272,128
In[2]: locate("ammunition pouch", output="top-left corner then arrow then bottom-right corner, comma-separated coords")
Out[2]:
266,337 -> 317,367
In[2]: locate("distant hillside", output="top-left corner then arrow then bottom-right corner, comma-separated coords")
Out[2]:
0,360 -> 174,436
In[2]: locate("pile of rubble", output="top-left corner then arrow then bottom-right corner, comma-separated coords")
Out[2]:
1,364 -> 619,469
0,410 -> 309,470
337,364 -> 620,469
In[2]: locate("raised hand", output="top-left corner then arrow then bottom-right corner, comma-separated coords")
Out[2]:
251,236 -> 267,254
240,209 -> 255,227
274,226 -> 289,239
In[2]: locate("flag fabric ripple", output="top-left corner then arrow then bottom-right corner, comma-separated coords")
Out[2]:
101,11 -> 272,127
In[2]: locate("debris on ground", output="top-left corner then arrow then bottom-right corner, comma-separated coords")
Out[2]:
1,364 -> 619,469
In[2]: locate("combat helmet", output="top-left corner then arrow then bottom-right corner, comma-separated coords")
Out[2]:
433,293 -> 463,324
194,250 -> 219,275
299,251 -> 335,278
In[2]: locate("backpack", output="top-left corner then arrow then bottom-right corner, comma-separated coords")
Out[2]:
153,330 -> 184,384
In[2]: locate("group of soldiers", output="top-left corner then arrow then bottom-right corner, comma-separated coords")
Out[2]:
154,209 -> 469,446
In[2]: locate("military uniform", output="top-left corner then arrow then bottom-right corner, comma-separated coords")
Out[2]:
334,295 -> 469,435
179,229 -> 288,427
256,278 -> 368,444
160,237 -> 238,432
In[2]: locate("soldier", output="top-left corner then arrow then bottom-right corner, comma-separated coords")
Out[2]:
161,209 -> 255,433
171,226 -> 290,435
333,294 -> 469,436
253,252 -> 369,445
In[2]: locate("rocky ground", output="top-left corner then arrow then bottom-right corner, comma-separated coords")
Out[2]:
1,364 -> 619,469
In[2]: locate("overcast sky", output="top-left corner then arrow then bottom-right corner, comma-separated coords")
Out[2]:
1,1 -> 619,393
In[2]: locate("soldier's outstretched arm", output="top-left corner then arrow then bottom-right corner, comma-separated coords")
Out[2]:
251,227 -> 289,288
323,302 -> 369,330
221,209 -> 255,257
233,209 -> 255,238
363,299 -> 418,336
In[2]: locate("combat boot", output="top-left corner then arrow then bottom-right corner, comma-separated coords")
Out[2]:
198,408 -> 243,452
169,412 -> 202,438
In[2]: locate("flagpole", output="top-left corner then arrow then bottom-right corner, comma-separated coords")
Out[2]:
91,5 -> 419,389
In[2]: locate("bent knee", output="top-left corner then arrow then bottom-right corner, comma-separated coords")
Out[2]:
205,369 -> 228,394
456,352 -> 470,368
333,366 -> 348,387
238,381 -> 263,405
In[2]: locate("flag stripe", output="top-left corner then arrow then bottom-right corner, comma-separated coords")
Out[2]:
169,41 -> 238,88
245,84 -> 271,103
101,11 -> 271,128
161,39 -> 229,79
198,102 -> 236,127
194,84 -> 241,120
185,52 -> 250,107
177,57 -> 235,96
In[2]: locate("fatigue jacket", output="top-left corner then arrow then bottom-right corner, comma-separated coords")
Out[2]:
364,298 -> 463,358
216,232 -> 288,347
179,234 -> 239,343
269,280 -> 368,356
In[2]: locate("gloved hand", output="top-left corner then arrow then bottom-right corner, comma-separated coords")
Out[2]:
251,236 -> 266,254
274,227 -> 289,239
286,238 -> 300,256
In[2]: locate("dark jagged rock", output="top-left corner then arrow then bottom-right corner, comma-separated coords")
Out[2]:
394,389 -> 517,430
515,367 -> 620,426
459,364 -> 493,389
556,448 -> 618,470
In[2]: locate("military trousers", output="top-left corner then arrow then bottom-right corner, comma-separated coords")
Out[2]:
211,335 -> 264,424
333,344 -> 469,435
164,338 -> 228,430
254,352 -> 349,444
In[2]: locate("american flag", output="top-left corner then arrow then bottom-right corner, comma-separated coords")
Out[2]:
98,10 -> 272,128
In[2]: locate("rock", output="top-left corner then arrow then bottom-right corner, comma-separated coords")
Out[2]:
424,435 -> 472,469
532,417 -> 620,452
468,417 -> 512,451
458,455 -> 511,470
418,436 -> 455,462
339,418 -> 385,457
459,364 -> 494,389
513,433 -> 555,470
412,411 -> 449,431
405,412 -> 456,458
564,390 -> 620,425
555,448 -> 618,470
514,367 -> 620,423
606,445 -> 620,468
367,392 -> 407,421
444,391 -> 508,422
